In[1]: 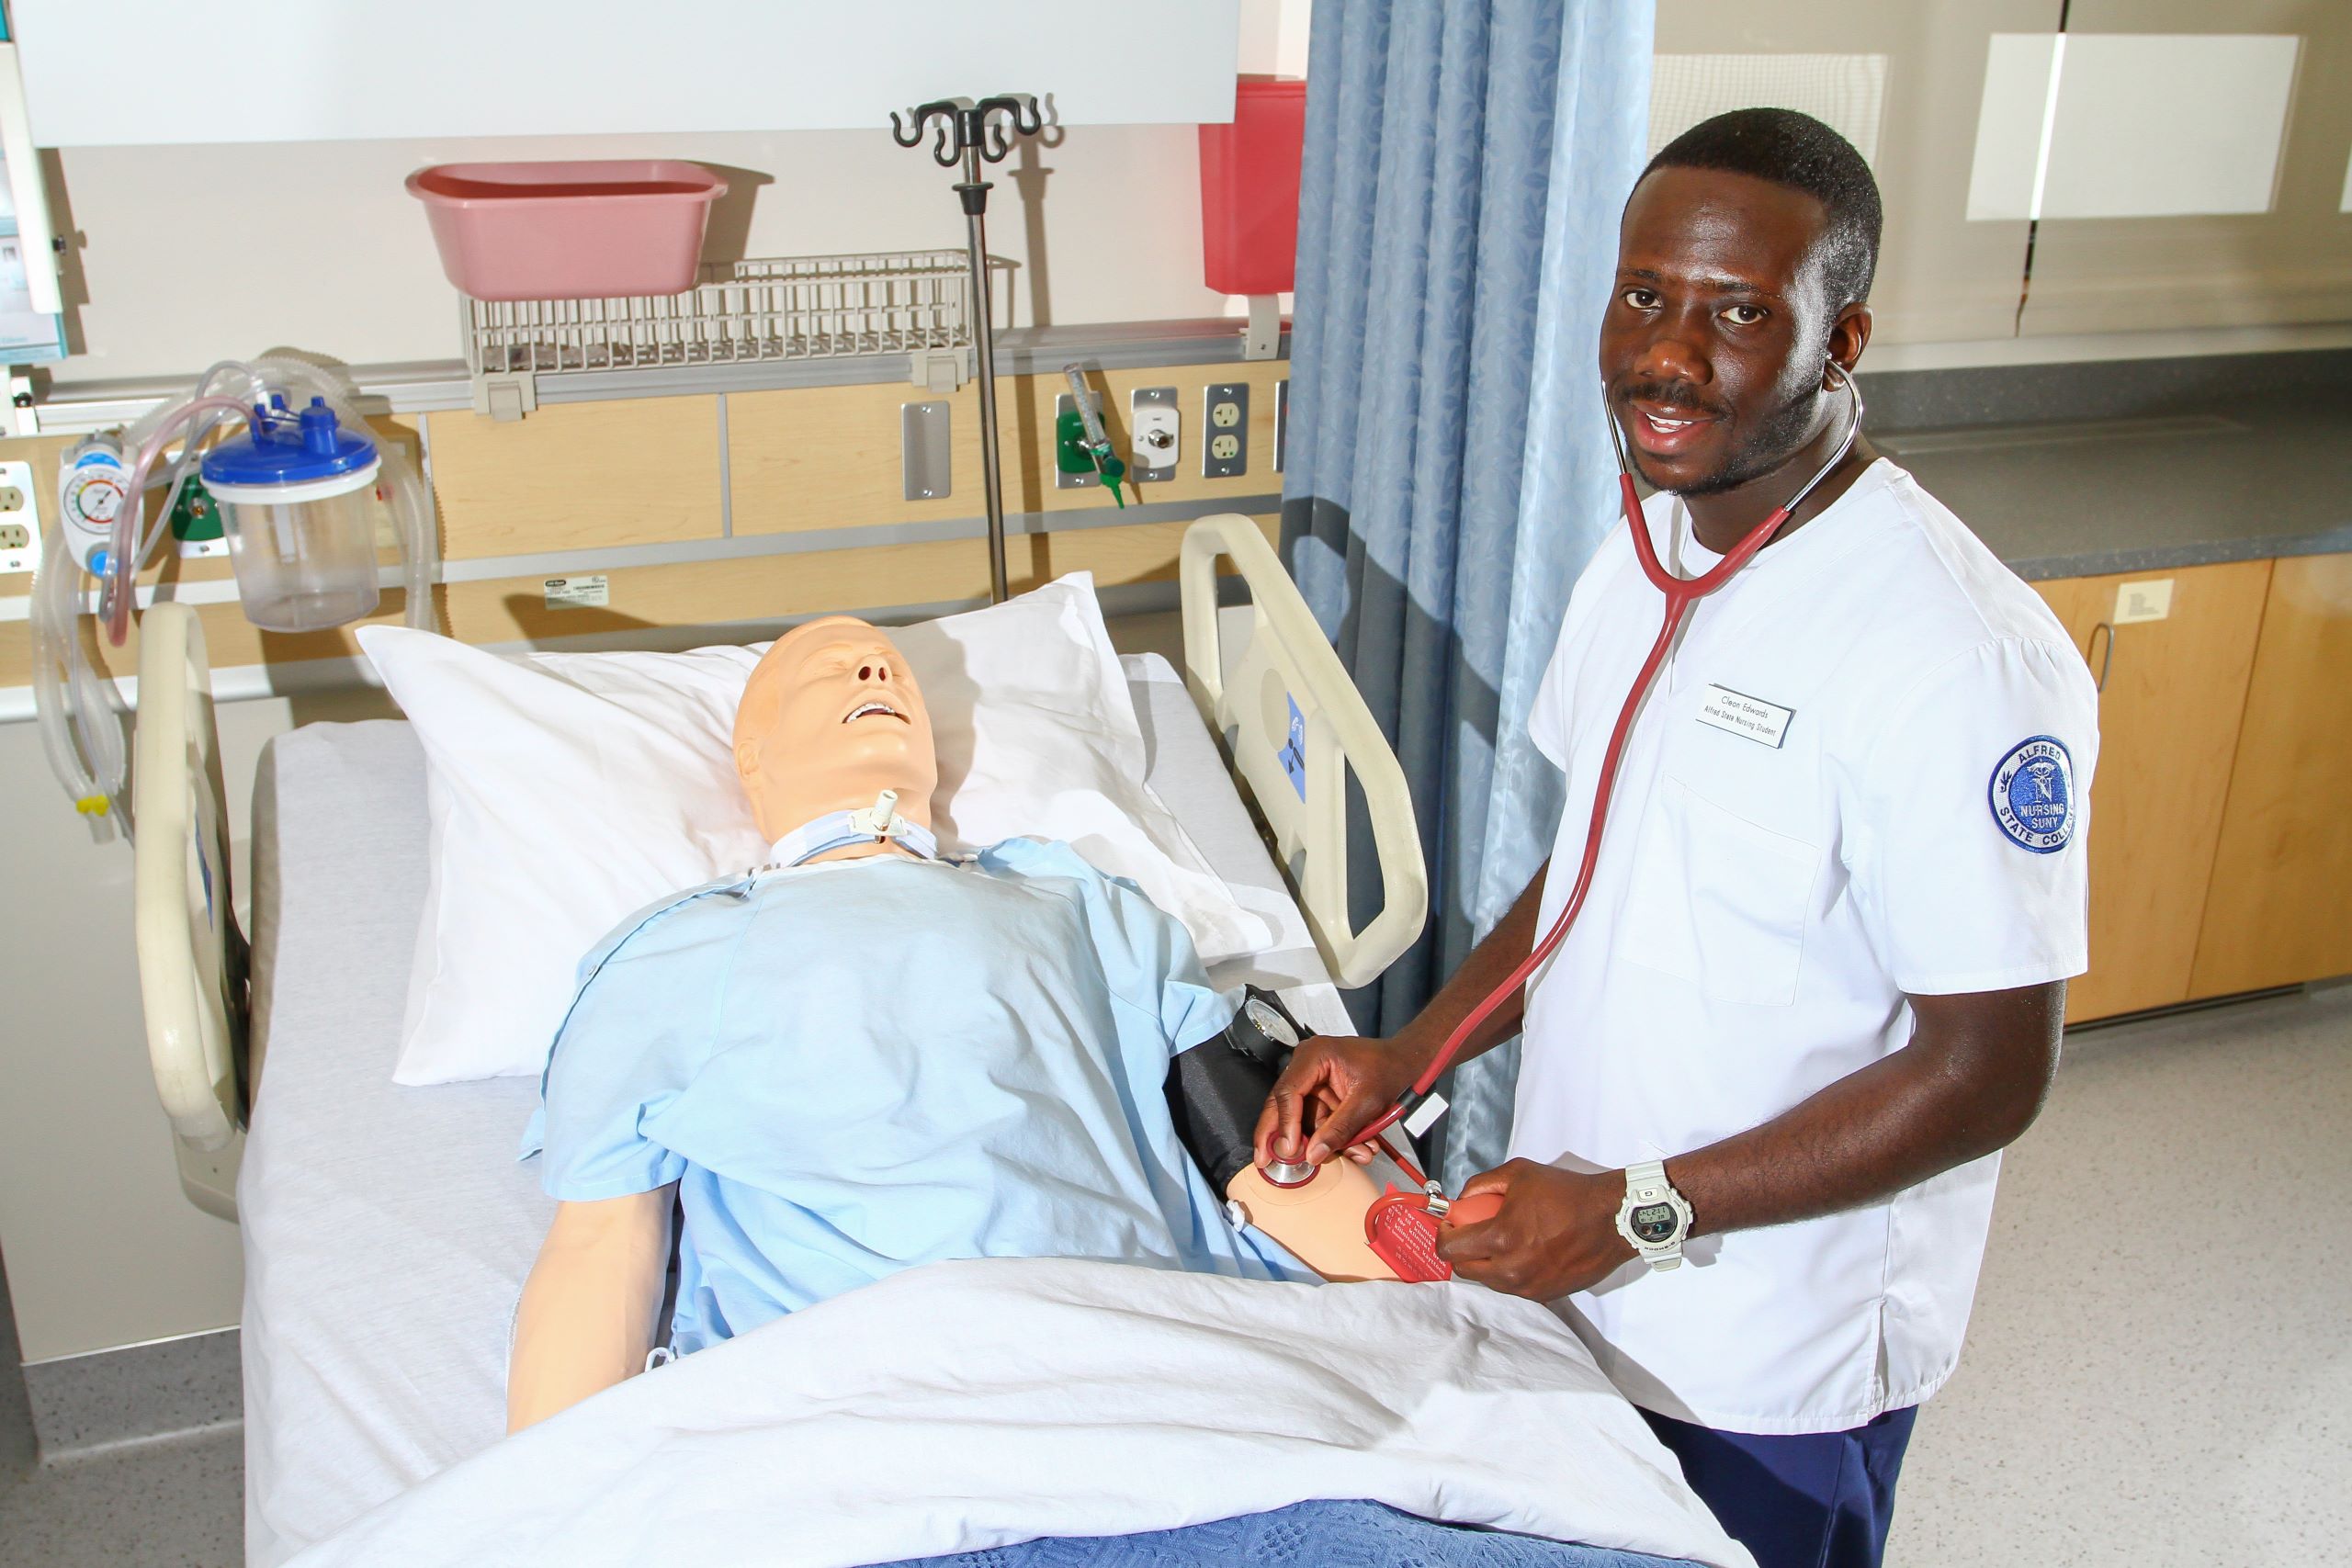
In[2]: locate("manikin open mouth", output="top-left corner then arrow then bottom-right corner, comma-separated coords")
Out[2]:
843,701 -> 907,724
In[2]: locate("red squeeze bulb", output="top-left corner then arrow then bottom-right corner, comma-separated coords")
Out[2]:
1443,1191 -> 1506,1228
1363,1188 -> 1507,1282
1365,1194 -> 1450,1281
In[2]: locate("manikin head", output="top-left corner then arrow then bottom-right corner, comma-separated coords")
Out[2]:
732,616 -> 938,852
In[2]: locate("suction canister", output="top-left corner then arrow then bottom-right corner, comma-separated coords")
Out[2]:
199,395 -> 381,632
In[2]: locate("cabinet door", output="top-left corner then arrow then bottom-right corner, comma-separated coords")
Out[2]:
2031,559 -> 2272,1021
2189,554 -> 2352,998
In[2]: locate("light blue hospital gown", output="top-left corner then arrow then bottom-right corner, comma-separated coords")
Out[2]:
523,838 -> 1308,1356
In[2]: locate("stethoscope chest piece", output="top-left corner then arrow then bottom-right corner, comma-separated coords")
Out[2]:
1258,1156 -> 1317,1189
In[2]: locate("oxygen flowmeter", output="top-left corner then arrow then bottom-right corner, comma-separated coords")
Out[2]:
1055,365 -> 1128,508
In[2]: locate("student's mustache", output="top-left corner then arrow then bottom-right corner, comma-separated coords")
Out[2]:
1614,379 -> 1729,420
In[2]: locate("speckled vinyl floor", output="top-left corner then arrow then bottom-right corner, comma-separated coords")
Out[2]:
0,1428 -> 242,1568
2,987 -> 2346,1568
1889,984 -> 2352,1566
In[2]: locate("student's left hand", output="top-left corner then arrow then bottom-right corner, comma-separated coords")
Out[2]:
1435,1160 -> 1637,1300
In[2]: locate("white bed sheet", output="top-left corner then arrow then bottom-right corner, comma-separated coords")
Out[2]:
240,654 -> 1351,1566
288,1258 -> 1749,1568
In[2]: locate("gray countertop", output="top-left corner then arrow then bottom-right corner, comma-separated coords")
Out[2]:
1875,389 -> 2352,581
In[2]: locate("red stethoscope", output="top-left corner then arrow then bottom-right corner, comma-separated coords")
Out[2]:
1290,368 -> 1867,1279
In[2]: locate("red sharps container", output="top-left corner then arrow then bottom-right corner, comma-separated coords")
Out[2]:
1199,77 -> 1308,297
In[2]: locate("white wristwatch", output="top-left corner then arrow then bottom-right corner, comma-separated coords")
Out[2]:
1614,1161 -> 1695,1272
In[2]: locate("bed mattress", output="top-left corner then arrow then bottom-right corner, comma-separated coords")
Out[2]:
239,653 -> 1350,1565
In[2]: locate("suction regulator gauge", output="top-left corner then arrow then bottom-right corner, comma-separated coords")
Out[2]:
58,438 -> 130,571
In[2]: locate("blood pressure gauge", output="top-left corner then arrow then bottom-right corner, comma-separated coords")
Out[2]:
58,437 -> 130,574
1242,996 -> 1302,1053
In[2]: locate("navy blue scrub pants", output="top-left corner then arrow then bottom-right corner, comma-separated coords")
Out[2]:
1640,1404 -> 1918,1568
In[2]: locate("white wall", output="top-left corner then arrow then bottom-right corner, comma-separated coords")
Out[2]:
51,126 -> 1223,384
0,717 -> 243,1362
43,1 -> 1311,386
14,1 -> 1248,145
0,687 -> 392,1363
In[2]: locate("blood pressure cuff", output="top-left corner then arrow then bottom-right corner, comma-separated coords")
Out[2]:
1164,987 -> 1303,1193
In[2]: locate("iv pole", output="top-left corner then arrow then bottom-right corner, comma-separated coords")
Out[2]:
891,95 -> 1045,604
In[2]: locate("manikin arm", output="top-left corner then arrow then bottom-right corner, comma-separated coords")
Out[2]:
1226,1158 -> 1401,1282
507,1188 -> 675,1433
1164,1014 -> 1400,1282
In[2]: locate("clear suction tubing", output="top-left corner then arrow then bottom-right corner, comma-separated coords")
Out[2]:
29,357 -> 440,841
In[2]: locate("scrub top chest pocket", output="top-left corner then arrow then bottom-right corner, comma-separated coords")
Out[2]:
1620,771 -> 1823,1009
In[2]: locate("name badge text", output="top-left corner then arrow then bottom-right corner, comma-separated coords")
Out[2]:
1696,684 -> 1793,749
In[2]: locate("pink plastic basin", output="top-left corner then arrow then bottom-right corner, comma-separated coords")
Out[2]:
406,160 -> 728,300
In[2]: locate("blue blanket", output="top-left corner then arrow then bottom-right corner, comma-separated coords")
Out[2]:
879,1499 -> 1684,1567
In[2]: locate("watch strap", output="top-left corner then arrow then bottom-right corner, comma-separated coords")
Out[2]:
1618,1160 -> 1690,1272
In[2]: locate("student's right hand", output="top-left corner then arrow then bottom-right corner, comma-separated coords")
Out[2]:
1255,1030 -> 1438,1170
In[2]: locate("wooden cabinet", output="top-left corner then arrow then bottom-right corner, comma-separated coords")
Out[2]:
2188,553 -> 2352,998
2031,560 -> 2273,1021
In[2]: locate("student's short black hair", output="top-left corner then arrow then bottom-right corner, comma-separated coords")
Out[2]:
1640,107 -> 1883,310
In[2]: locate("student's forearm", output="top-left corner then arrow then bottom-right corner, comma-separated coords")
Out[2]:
1668,984 -> 2063,1238
1437,984 -> 2065,1299
506,1190 -> 673,1433
1396,861 -> 1550,1071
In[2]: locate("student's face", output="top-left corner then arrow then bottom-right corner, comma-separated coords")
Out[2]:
1599,165 -> 1860,497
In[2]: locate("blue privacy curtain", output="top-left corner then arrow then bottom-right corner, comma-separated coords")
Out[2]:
1282,0 -> 1653,1188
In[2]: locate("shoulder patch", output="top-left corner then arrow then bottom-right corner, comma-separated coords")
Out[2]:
1988,736 -> 2075,853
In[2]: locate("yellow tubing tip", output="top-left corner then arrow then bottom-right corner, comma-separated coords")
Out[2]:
75,795 -> 109,817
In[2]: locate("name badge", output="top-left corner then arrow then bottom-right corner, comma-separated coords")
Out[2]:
1696,683 -> 1794,749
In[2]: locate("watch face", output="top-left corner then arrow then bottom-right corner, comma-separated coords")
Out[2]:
1631,1201 -> 1679,1245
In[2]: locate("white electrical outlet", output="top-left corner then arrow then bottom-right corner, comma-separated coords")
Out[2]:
1203,383 -> 1249,477
0,460 -> 39,574
1131,387 -> 1180,481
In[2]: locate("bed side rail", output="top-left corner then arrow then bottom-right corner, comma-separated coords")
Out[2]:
131,601 -> 246,1220
1178,515 -> 1428,990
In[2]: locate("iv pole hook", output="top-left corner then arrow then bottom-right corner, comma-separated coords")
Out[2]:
891,94 -> 1046,604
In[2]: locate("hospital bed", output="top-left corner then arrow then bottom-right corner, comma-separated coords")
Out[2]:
130,516 -> 1740,1568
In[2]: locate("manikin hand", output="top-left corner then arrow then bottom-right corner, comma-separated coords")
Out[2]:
1433,1160 -> 1637,1301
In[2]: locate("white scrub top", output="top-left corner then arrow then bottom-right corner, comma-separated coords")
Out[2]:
1514,457 -> 2098,1436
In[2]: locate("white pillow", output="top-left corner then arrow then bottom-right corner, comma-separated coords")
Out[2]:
360,574 -> 1267,1085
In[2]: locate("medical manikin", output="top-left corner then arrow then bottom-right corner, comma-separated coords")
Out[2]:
508,617 -> 1396,1431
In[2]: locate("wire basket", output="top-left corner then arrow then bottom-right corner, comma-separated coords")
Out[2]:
462,250 -> 973,379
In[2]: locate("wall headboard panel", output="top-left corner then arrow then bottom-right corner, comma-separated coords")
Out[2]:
0,353 -> 1289,697
427,397 -> 725,556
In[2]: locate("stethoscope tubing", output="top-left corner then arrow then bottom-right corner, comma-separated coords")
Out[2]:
1345,370 -> 1865,1158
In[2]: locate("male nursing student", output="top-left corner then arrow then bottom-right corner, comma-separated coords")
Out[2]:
1260,109 -> 2098,1568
